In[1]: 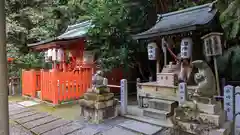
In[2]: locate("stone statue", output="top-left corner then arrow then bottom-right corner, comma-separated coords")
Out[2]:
92,70 -> 104,87
90,70 -> 109,93
192,60 -> 216,97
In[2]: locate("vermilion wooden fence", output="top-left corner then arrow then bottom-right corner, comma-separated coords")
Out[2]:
22,69 -> 41,97
41,68 -> 92,104
22,68 -> 92,105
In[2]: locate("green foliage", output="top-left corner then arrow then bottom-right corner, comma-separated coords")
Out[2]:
6,0 -> 91,53
217,45 -> 240,80
6,0 -> 90,76
169,0 -> 213,11
86,0 -> 156,72
217,0 -> 240,39
7,44 -> 45,77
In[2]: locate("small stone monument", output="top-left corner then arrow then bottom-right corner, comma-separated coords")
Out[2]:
79,70 -> 118,123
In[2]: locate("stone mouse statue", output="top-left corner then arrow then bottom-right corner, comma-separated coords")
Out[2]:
90,70 -> 109,93
192,60 -> 216,97
92,70 -> 104,87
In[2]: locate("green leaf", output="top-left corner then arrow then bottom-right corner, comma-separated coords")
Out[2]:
230,19 -> 240,38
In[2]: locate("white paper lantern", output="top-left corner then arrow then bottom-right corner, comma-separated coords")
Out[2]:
180,37 -> 192,59
161,38 -> 167,53
47,49 -> 52,57
57,49 -> 64,62
52,48 -> 57,61
83,51 -> 95,63
147,42 -> 158,60
44,51 -> 49,62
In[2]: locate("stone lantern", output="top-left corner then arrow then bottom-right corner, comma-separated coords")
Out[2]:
201,32 -> 223,57
147,42 -> 158,60
201,32 -> 223,96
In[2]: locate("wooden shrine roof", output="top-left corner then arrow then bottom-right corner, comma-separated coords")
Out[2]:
132,2 -> 218,39
28,20 -> 92,50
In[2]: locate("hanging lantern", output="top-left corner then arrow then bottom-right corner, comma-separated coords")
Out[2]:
44,51 -> 49,62
83,51 -> 95,64
57,48 -> 64,62
47,49 -> 52,57
180,37 -> 193,59
52,48 -> 57,61
161,38 -> 167,53
147,42 -> 158,60
47,49 -> 53,61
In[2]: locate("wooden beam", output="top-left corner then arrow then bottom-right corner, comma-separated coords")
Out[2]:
30,38 -> 84,51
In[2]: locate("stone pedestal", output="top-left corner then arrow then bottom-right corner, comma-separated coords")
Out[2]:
173,97 -> 232,135
79,90 -> 118,124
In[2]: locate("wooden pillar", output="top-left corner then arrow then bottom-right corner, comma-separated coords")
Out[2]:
63,50 -> 67,72
156,59 -> 160,73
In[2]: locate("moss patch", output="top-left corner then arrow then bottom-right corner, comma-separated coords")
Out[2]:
8,95 -> 27,102
29,102 -> 83,121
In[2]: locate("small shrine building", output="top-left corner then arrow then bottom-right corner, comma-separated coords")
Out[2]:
133,2 -> 222,105
128,3 -> 231,135
22,21 -> 96,105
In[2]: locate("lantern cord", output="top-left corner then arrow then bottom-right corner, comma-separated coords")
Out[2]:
166,46 -> 179,62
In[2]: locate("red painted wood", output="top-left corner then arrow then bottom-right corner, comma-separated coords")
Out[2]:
40,69 -> 91,105
22,70 -> 41,97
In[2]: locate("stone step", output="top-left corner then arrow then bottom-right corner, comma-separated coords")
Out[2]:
143,108 -> 171,120
148,99 -> 178,112
123,114 -> 173,128
117,120 -> 163,135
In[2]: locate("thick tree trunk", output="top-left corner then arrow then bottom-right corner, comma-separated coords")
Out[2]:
0,0 -> 9,134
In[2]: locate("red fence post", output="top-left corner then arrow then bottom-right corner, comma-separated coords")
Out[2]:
21,69 -> 25,96
31,69 -> 36,98
52,70 -> 59,105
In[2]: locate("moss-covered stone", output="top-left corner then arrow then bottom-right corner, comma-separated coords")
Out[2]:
84,92 -> 114,101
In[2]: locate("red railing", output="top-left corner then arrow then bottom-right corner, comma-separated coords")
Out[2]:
22,69 -> 41,97
41,68 -> 92,105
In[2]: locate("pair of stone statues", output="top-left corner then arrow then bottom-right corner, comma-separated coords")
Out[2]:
91,60 -> 217,98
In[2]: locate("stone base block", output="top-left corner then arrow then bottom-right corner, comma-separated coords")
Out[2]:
190,96 -> 216,104
148,99 -> 178,112
175,121 -> 232,135
175,107 -> 226,127
87,87 -> 110,94
80,105 -> 118,124
184,101 -> 221,115
143,108 -> 170,120
78,98 -> 118,109
84,92 -> 114,101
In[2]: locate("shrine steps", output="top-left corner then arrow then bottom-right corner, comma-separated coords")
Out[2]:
124,105 -> 174,128
141,99 -> 177,121
143,108 -> 170,120
123,114 -> 174,128
148,99 -> 178,112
